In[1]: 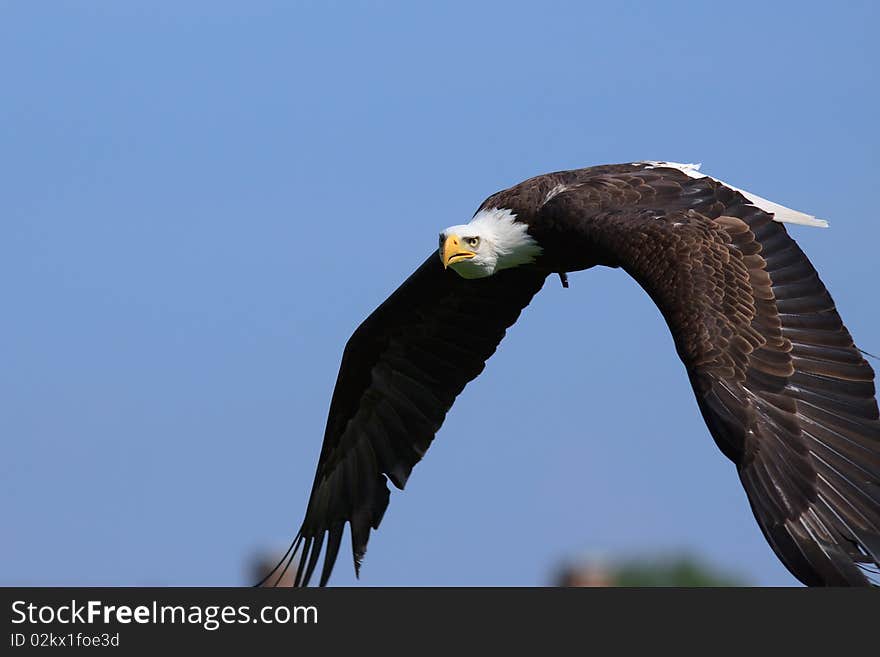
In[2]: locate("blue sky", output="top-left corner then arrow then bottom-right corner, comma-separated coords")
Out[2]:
2,1 -> 877,586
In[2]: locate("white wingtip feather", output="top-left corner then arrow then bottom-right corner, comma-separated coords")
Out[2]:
640,161 -> 828,228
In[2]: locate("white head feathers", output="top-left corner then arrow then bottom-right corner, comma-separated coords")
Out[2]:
441,208 -> 543,279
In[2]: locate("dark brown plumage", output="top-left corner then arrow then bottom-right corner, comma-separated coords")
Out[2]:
264,162 -> 879,587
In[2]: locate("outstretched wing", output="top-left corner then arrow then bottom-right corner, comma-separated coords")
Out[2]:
538,166 -> 879,585
267,253 -> 547,586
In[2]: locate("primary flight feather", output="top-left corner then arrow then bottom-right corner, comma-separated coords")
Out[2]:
265,161 -> 879,587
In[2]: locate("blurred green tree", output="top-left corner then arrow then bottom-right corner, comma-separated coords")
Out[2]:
613,555 -> 748,587
555,554 -> 749,587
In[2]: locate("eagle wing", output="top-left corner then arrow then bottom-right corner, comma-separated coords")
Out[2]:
265,254 -> 547,586
536,166 -> 880,585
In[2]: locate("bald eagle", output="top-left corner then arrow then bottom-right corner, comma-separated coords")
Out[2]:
266,162 -> 879,587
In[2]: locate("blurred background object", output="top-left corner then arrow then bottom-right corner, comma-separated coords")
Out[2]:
553,553 -> 749,587
251,550 -> 299,588
250,547 -> 750,587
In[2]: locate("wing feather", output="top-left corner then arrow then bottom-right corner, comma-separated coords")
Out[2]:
268,254 -> 546,586
533,164 -> 880,585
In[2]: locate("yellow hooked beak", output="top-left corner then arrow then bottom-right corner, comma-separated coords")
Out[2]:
441,234 -> 476,269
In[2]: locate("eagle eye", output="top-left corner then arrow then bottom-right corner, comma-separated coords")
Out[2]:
466,237 -> 480,249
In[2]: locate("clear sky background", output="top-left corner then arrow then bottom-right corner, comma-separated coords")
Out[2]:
2,1 -> 877,586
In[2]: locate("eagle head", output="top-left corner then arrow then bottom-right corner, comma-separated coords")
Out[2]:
440,208 -> 543,279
